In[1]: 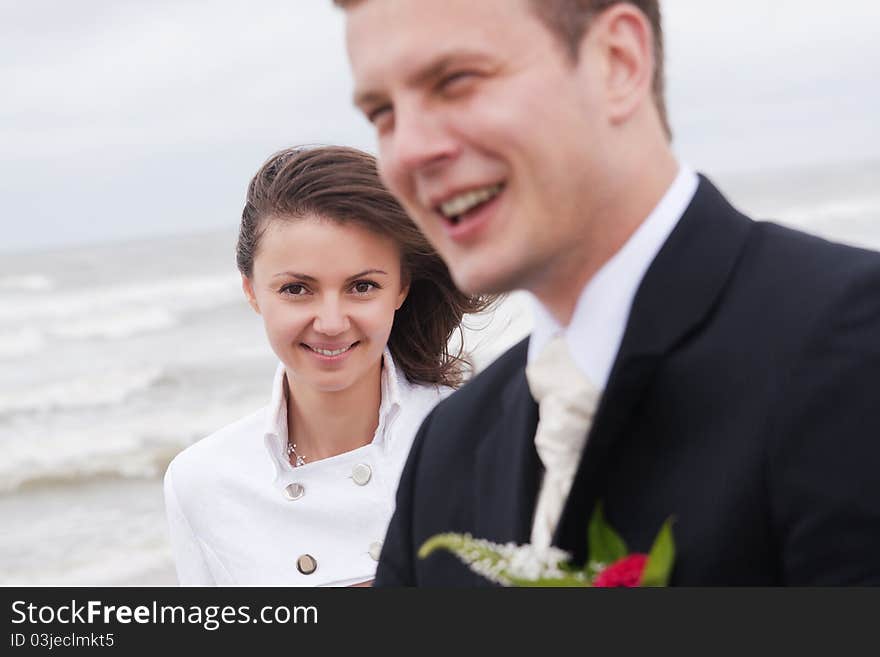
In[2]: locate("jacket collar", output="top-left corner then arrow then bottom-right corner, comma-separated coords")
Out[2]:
553,175 -> 754,562
263,347 -> 403,488
473,338 -> 541,545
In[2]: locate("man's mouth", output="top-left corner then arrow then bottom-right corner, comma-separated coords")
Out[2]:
436,183 -> 504,226
302,342 -> 358,357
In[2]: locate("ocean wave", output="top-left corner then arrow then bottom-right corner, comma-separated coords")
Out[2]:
0,272 -> 243,354
0,327 -> 45,359
0,274 -> 54,291
0,308 -> 180,359
0,272 -> 242,325
2,544 -> 176,586
0,366 -> 167,416
0,401 -> 262,495
49,306 -> 179,340
0,448 -> 180,496
0,428 -> 182,495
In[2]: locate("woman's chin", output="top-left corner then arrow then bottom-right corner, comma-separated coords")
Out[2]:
284,346 -> 383,394
285,370 -> 351,394
309,377 -> 355,394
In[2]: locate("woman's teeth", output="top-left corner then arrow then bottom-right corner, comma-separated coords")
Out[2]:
309,345 -> 352,356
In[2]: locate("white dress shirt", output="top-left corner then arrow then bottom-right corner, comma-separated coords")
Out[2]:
164,348 -> 451,586
528,164 -> 699,389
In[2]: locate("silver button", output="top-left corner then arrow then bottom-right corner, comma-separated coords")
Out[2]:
284,483 -> 305,501
296,554 -> 318,575
352,463 -> 372,486
368,541 -> 383,561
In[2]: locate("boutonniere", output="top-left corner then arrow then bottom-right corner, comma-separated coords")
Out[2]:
419,504 -> 675,587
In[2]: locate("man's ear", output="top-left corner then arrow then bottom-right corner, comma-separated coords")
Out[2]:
589,4 -> 654,127
242,275 -> 261,314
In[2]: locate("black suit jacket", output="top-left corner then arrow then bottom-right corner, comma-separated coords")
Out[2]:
375,176 -> 880,586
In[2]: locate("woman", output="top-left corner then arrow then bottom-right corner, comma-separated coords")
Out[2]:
163,146 -> 490,586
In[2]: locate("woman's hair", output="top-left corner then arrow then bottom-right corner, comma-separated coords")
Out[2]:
237,145 -> 494,388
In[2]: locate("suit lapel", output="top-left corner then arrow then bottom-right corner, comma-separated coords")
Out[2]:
474,340 -> 541,545
553,176 -> 754,562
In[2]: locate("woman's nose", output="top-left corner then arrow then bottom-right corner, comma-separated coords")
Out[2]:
312,297 -> 351,336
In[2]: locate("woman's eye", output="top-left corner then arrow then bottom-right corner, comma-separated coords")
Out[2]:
352,281 -> 378,295
281,283 -> 308,296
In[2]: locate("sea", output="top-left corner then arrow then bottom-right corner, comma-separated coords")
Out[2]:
2,159 -> 878,585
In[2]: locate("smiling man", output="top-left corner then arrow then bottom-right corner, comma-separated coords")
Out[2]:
336,0 -> 880,585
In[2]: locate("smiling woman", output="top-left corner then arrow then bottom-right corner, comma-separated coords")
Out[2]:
162,145 -> 491,586
243,219 -> 409,405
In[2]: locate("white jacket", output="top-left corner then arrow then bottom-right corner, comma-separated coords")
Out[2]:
164,349 -> 451,586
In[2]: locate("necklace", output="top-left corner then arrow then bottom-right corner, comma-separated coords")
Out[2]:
286,441 -> 306,467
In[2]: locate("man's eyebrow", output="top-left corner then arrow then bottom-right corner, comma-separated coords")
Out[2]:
409,52 -> 491,87
354,51 -> 491,108
353,88 -> 387,110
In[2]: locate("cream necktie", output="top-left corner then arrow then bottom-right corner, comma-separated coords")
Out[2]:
525,334 -> 601,549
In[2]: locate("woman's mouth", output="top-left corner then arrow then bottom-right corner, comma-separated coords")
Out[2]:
301,342 -> 359,361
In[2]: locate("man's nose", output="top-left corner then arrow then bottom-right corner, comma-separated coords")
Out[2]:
383,102 -> 459,178
312,297 -> 351,336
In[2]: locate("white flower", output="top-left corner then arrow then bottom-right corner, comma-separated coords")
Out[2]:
503,543 -> 572,581
419,533 -> 583,586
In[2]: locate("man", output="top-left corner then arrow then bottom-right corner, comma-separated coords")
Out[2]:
336,0 -> 880,584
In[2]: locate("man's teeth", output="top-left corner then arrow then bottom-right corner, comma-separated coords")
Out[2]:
440,184 -> 502,219
310,345 -> 351,356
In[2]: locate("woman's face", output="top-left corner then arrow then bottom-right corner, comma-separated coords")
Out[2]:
243,215 -> 408,394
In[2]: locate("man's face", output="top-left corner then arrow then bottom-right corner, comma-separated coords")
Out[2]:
346,0 -> 614,296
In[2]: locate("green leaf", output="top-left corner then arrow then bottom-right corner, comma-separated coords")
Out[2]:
418,533 -> 506,567
588,503 -> 628,566
418,533 -> 514,584
418,533 -> 469,560
639,517 -> 676,587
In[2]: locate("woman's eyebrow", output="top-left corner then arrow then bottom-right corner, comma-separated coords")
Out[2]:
347,269 -> 389,281
271,270 -> 388,281
272,271 -> 317,281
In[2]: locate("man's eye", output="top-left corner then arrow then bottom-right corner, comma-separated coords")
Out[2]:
281,283 -> 308,296
369,110 -> 394,136
368,105 -> 392,126
440,71 -> 475,93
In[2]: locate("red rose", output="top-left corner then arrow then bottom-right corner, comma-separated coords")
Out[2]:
593,554 -> 649,587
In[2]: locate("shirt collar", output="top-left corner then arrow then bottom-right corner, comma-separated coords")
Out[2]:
263,347 -> 404,485
377,346 -> 404,437
528,163 -> 699,389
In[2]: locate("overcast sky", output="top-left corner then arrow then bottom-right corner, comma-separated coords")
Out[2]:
2,0 -> 878,253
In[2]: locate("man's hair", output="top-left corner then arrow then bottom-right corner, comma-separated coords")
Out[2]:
334,0 -> 669,137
